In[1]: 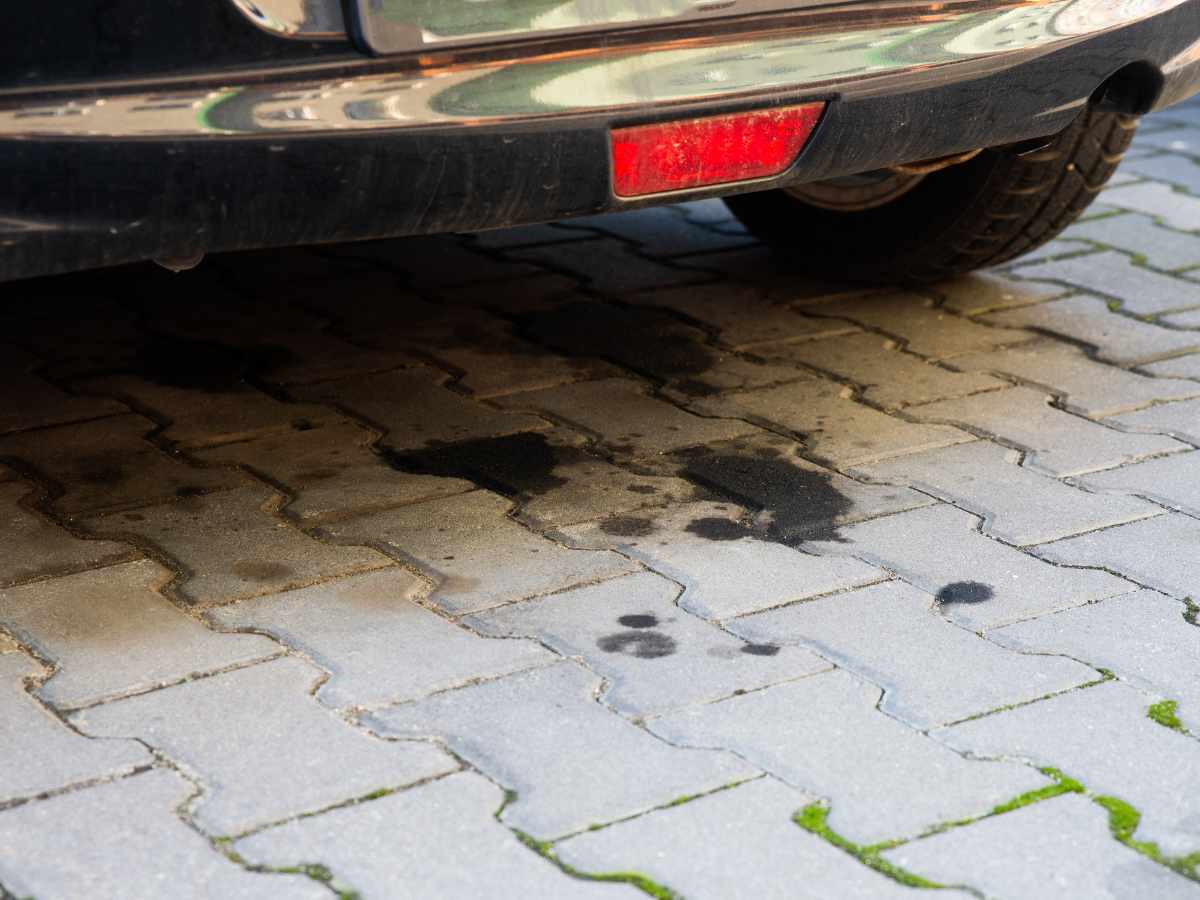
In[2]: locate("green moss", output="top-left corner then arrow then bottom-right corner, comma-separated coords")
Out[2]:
1147,700 -> 1187,734
512,828 -> 680,899
1182,597 -> 1198,627
1106,299 -> 1123,312
989,767 -> 1085,816
794,804 -> 942,889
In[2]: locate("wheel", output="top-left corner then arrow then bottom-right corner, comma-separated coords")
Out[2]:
722,106 -> 1138,283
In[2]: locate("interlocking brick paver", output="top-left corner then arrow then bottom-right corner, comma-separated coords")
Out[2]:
1079,450 -> 1200,517
1062,212 -> 1200,271
369,661 -> 757,839
498,378 -> 757,457
1134,125 -> 1200,153
761,331 -> 1005,409
1100,181 -> 1200,231
0,481 -> 135,586
238,772 -> 636,899
506,239 -> 709,293
556,206 -> 757,258
883,795 -> 1198,900
0,771 -> 328,900
852,440 -> 1161,545
0,653 -> 148,804
912,386 -> 1185,475
195,419 -> 473,524
937,680 -> 1200,856
561,502 -> 887,619
208,568 -> 553,709
557,778 -> 968,900
75,656 -> 456,835
951,339 -> 1200,418
80,486 -> 391,605
730,580 -> 1097,728
1124,153 -> 1200,194
992,590 -> 1200,730
324,490 -> 636,615
0,345 -> 124,435
806,504 -> 1133,629
293,367 -> 549,451
1013,251 -> 1200,314
932,272 -> 1064,315
1036,513 -> 1200,599
1110,396 -> 1200,445
327,234 -> 550,290
651,669 -> 1048,844
1162,306 -> 1200,327
469,571 -> 829,716
0,560 -> 278,709
983,294 -> 1200,365
1142,352 -> 1200,379
0,414 -> 244,515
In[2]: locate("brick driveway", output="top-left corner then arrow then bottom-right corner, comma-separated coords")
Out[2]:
4,99 -> 1200,899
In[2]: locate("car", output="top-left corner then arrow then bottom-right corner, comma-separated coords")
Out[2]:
3,0 -> 1198,283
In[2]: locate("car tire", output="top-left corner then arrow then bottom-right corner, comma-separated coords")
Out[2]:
722,106 -> 1137,282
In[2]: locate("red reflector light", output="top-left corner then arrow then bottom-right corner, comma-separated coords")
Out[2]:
610,102 -> 824,198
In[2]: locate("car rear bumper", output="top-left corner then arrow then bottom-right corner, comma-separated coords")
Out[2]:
3,0 -> 1198,281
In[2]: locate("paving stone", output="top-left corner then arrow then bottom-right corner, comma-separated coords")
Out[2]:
1101,182 -> 1200,231
1108,396 -> 1200,445
1131,125 -> 1200,156
293,366 -> 549,451
557,778 -> 967,900
427,334 -> 618,400
369,661 -> 757,839
931,272 -> 1065,315
7,298 -> 147,381
937,680 -> 1200,856
949,338 -> 1200,418
992,589 -> 1200,730
650,669 -> 1048,845
470,221 -> 594,250
237,771 -> 635,899
983,293 -> 1200,365
0,345 -> 125,435
806,504 -> 1133,630
555,206 -> 757,258
1036,513 -> 1200,599
671,245 -> 876,299
793,292 -> 1032,359
912,386 -> 1185,476
1142,352 -> 1200,379
1162,306 -> 1200,327
689,379 -> 972,467
323,490 -> 636,615
1062,212 -> 1200,271
1124,153 -> 1200,194
74,656 -> 456,835
0,653 -> 148,804
882,794 -> 1198,900
560,502 -> 887,620
1012,251 -> 1200,315
0,771 -> 328,900
506,239 -> 710,294
208,569 -> 553,710
1079,450 -> 1200,517
852,440 -> 1160,545
762,331 -> 1005,409
498,378 -> 757,457
0,414 -> 245,515
80,486 -> 391,606
731,580 -> 1098,728
326,234 -> 552,290
0,560 -> 279,709
195,419 -> 473,524
1008,238 -> 1100,266
469,571 -> 829,716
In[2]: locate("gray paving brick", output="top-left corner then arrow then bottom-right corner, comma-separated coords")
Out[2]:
983,294 -> 1200,365
1102,182 -> 1200,231
0,653 -> 148,804
323,490 -> 636,615
937,680 -> 1200,856
556,206 -> 757,258
237,771 -> 635,899
949,339 -> 1200,418
428,334 -> 618,400
195,419 -> 473,524
1142,352 -> 1200,380
761,331 -> 1005,409
74,656 -> 456,835
883,794 -> 1198,900
557,777 -> 966,900
806,504 -> 1133,630
507,239 -> 709,294
1009,238 -> 1100,266
0,481 -> 135,586
1162,306 -> 1200,327
1133,126 -> 1200,156
1013,251 -> 1200,314
560,502 -> 887,620
0,345 -> 124,436
470,221 -> 593,250
932,272 -> 1065,315
0,770 -> 327,900
731,580 -> 1097,728
369,661 -> 757,839
469,571 -> 829,716
208,569 -> 554,710
497,378 -> 757,457
293,366 -> 549,451
991,589 -> 1200,730
1124,153 -> 1200,194
852,441 -> 1160,545
1106,396 -> 1200,447
650,669 -> 1048,845
1079,450 -> 1200,517
328,234 -> 551,290
1036,513 -> 1200,599
0,560 -> 278,709
912,386 -> 1185,476
1062,212 -> 1200,271
80,486 -> 391,606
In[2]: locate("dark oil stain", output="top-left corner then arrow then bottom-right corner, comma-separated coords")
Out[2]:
174,485 -> 206,498
135,335 -> 298,393
293,468 -> 343,482
741,643 -> 781,657
390,432 -> 568,499
685,517 -> 755,541
626,485 -> 658,495
599,515 -> 656,537
123,512 -> 145,522
77,457 -> 127,487
232,560 -> 295,582
618,613 -> 659,629
935,581 -> 995,604
597,631 -> 677,659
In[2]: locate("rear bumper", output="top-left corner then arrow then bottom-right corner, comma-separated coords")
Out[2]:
3,0 -> 1198,281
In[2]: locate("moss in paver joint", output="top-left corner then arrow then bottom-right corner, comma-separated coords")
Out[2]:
511,828 -> 681,900
1147,700 -> 1188,734
1094,795 -> 1200,880
793,803 -> 943,889
1182,597 -> 1198,627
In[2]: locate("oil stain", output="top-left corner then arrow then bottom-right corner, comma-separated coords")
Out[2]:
741,643 -> 781,657
600,515 -> 656,537
618,613 -> 659,629
135,335 -> 297,393
685,517 -> 754,541
935,581 -> 994,604
390,432 -> 568,499
597,631 -> 677,659
233,560 -> 295,582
